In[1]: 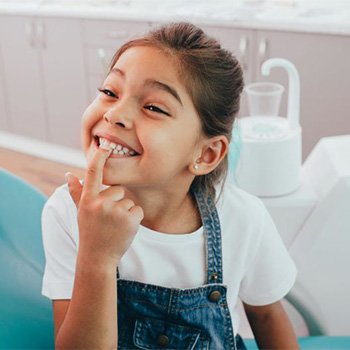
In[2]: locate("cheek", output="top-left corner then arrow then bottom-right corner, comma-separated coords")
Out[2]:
82,103 -> 100,129
140,127 -> 170,155
81,103 -> 103,146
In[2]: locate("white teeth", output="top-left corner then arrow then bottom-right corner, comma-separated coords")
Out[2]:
100,138 -> 109,147
98,136 -> 137,156
109,142 -> 117,150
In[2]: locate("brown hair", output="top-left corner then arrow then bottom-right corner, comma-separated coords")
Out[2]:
108,22 -> 244,202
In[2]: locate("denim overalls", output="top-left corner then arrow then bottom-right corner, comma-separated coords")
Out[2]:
116,187 -> 247,350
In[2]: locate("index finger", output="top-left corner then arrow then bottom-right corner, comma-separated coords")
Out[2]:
83,146 -> 113,197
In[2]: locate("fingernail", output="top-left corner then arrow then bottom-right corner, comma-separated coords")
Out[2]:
65,172 -> 73,183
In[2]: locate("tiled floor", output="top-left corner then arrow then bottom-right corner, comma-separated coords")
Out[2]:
0,147 -> 85,197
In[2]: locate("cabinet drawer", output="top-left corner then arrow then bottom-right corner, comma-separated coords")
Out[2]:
86,46 -> 117,76
82,19 -> 152,47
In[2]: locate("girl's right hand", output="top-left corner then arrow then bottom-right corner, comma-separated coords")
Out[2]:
65,146 -> 144,266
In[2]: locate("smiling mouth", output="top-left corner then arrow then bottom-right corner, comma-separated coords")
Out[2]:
94,136 -> 140,158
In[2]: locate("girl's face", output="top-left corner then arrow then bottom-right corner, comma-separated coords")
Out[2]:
81,45 -> 203,189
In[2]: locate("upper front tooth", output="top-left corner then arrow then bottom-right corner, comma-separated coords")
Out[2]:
100,138 -> 110,147
99,137 -> 116,149
109,142 -> 117,150
99,137 -> 135,154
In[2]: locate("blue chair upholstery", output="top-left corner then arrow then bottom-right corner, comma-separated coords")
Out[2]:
0,168 -> 54,349
245,336 -> 350,349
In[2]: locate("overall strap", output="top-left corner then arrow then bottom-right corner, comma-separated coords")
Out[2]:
192,188 -> 223,285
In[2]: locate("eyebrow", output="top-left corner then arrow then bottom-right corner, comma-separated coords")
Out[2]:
144,79 -> 183,107
109,68 -> 183,107
110,67 -> 125,78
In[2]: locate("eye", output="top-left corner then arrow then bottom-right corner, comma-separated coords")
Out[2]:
97,87 -> 117,98
145,105 -> 170,116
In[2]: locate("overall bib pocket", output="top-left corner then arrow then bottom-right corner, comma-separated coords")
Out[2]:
133,316 -> 209,350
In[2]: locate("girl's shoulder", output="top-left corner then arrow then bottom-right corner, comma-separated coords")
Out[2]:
215,180 -> 271,241
216,179 -> 266,216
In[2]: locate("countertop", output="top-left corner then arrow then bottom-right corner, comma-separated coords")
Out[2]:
0,0 -> 350,36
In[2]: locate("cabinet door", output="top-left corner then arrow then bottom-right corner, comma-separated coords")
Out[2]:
85,46 -> 118,102
83,19 -> 152,102
200,26 -> 256,117
255,30 -> 350,160
0,15 -> 48,140
40,17 -> 88,149
0,43 -> 10,132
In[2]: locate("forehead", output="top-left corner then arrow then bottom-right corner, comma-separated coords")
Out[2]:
110,46 -> 183,89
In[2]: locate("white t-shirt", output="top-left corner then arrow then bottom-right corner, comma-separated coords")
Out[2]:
41,180 -> 297,335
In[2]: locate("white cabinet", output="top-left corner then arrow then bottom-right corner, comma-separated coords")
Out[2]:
82,19 -> 152,102
0,43 -> 9,132
0,15 -> 88,148
40,17 -> 88,149
0,15 -> 48,141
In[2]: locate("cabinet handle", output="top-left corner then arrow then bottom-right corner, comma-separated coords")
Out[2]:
105,30 -> 128,39
258,38 -> 268,70
97,48 -> 109,76
25,22 -> 36,48
239,36 -> 249,71
36,21 -> 46,49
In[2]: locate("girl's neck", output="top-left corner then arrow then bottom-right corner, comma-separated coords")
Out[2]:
125,186 -> 202,235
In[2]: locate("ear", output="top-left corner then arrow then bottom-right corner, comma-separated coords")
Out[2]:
189,136 -> 229,175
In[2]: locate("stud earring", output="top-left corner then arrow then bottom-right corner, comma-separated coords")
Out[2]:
193,158 -> 201,170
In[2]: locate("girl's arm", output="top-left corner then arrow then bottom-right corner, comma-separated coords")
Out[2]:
54,146 -> 143,349
54,252 -> 118,349
244,300 -> 300,350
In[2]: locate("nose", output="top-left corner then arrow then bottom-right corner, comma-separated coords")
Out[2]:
103,103 -> 134,129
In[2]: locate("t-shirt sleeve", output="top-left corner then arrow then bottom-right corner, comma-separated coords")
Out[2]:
239,199 -> 297,306
41,187 -> 77,300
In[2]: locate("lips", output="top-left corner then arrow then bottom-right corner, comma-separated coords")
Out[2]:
93,132 -> 141,155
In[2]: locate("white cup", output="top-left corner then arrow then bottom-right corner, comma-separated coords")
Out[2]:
245,82 -> 284,116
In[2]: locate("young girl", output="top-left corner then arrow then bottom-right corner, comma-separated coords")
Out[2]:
41,22 -> 299,349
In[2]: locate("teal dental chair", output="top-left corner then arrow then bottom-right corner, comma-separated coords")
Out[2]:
0,168 -> 54,349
